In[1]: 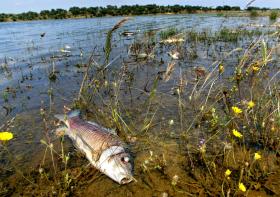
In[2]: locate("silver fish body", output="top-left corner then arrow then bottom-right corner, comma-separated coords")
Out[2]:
55,110 -> 133,184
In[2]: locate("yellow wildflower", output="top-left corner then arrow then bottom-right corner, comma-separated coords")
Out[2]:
219,64 -> 224,74
0,132 -> 13,141
254,152 -> 261,160
252,65 -> 260,72
232,129 -> 243,138
247,101 -> 255,109
225,169 -> 231,177
239,182 -> 247,192
232,106 -> 242,115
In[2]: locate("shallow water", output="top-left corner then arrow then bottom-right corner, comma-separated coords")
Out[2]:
0,14 -> 280,196
0,15 -> 278,115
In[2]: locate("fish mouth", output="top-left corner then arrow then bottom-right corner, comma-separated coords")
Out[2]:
120,176 -> 133,184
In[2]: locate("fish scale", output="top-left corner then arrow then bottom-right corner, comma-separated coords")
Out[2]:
68,117 -> 122,159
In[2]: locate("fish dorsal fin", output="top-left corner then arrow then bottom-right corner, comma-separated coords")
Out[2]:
87,121 -> 117,136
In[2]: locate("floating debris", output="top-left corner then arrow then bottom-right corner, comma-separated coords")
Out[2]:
163,61 -> 176,82
121,31 -> 136,36
168,51 -> 180,60
161,37 -> 184,44
194,66 -> 207,78
64,45 -> 71,50
60,48 -> 71,53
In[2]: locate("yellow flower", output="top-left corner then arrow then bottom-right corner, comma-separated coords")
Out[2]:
219,64 -> 224,74
0,132 -> 13,141
232,129 -> 243,138
247,101 -> 255,109
252,65 -> 260,72
232,106 -> 242,115
225,169 -> 231,177
254,152 -> 261,160
239,182 -> 247,192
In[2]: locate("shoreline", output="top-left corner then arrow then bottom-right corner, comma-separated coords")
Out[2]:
0,10 -> 276,23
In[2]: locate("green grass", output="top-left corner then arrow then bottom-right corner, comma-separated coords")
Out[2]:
250,10 -> 259,18
270,11 -> 278,21
159,27 -> 178,40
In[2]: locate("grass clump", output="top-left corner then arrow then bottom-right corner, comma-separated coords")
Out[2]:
269,11 -> 278,21
159,27 -> 178,40
250,10 -> 259,18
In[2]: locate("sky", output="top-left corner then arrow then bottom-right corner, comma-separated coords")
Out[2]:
0,0 -> 280,14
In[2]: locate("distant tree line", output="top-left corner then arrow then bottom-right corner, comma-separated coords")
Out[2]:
0,4 -> 276,22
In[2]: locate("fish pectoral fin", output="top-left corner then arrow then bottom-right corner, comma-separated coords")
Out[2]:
76,133 -> 98,160
55,126 -> 68,136
91,150 -> 101,162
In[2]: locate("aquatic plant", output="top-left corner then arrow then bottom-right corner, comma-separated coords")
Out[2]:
105,17 -> 130,64
269,11 -> 278,21
159,28 -> 178,40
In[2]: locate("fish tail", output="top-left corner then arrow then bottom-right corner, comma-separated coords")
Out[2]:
55,109 -> 80,123
67,110 -> 80,118
54,114 -> 67,123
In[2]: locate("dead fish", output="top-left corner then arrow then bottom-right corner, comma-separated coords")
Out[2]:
161,38 -> 184,44
64,45 -> 71,50
168,51 -> 180,60
60,48 -> 71,53
55,110 -> 133,184
121,32 -> 135,36
137,53 -> 155,59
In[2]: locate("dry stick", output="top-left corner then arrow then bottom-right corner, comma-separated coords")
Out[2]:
178,68 -> 184,131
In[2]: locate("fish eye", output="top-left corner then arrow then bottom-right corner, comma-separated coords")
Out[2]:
121,156 -> 130,163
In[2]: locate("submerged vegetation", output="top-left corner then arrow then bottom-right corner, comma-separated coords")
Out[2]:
0,13 -> 280,196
